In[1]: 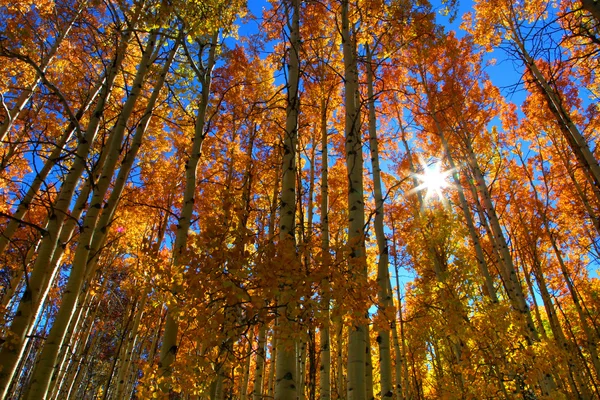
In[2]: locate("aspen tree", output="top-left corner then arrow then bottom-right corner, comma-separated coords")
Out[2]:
341,0 -> 367,398
62,284 -> 106,399
38,221 -> 105,398
507,18 -> 600,204
240,330 -> 253,400
549,133 -> 600,234
336,315 -> 345,398
319,96 -> 332,400
252,324 -> 267,400
102,297 -> 138,400
548,231 -> 600,381
515,147 -> 597,396
365,44 -> 393,398
46,117 -> 159,396
0,5 -> 85,144
391,219 -> 409,400
437,131 -> 498,302
47,41 -> 180,396
0,75 -> 105,257
470,0 -> 600,231
113,286 -> 150,398
267,332 -> 277,399
266,172 -> 281,400
274,0 -> 301,398
53,282 -> 104,399
365,324 -> 375,400
0,63 -> 109,328
299,133 -> 317,400
24,30 -> 162,399
148,309 -> 166,369
451,123 -> 559,395
7,0 -> 600,396
49,281 -> 97,397
76,36 -> 179,299
297,336 -> 307,399
461,133 -> 538,333
526,234 -> 589,397
14,140 -> 101,345
157,30 -> 218,389
0,10 -> 141,393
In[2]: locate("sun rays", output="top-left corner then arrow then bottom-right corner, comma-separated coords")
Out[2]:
411,158 -> 454,205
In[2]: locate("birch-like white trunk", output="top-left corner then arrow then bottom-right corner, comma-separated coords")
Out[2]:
341,1 -> 367,398
24,31 -> 159,399
252,324 -> 267,400
274,0 -> 301,398
0,74 -> 105,256
365,45 -> 394,398
240,330 -> 253,400
0,14 -> 139,393
319,98 -> 332,400
158,31 -> 218,389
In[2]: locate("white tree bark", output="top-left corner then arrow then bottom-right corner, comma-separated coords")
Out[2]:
341,1 -> 367,398
0,13 -> 140,393
319,97 -> 331,400
252,324 -> 267,400
274,0 -> 301,398
24,30 -> 159,399
158,30 -> 218,389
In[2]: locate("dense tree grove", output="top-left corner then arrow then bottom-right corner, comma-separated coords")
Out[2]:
1,0 -> 600,398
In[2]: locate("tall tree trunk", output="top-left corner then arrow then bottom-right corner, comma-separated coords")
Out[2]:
300,133 -> 316,400
413,64 -> 499,304
549,232 -> 600,381
518,147 -> 600,394
274,0 -> 301,398
308,326 -> 317,400
113,217 -> 170,400
438,131 -> 498,303
298,336 -> 307,400
0,13 -> 140,393
365,323 -> 374,400
101,297 -> 138,400
157,30 -> 217,391
0,74 -> 104,257
319,97 -> 332,400
113,286 -> 150,399
24,31 -> 161,399
457,127 -> 557,395
267,331 -> 277,400
530,246 -> 589,398
47,282 -> 96,398
335,315 -> 345,399
52,279 -> 105,400
366,44 -> 394,398
341,1 -> 367,398
390,227 -> 408,400
240,330 -> 253,400
252,324 -> 267,400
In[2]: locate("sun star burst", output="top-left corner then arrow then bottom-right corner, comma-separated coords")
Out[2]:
413,161 -> 453,203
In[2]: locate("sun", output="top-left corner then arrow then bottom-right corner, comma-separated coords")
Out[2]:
413,161 -> 453,202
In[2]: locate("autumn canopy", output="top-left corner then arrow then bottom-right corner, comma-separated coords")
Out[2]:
1,0 -> 600,399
